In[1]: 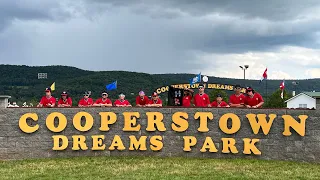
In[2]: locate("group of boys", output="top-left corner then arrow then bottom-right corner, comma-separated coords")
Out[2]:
190,84 -> 264,108
37,84 -> 264,108
37,88 -> 163,108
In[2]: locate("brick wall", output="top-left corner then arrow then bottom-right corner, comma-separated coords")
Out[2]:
0,108 -> 319,162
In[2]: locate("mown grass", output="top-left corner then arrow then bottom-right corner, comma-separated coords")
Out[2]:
0,156 -> 320,180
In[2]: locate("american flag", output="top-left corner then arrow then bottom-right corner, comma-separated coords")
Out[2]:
260,68 -> 267,83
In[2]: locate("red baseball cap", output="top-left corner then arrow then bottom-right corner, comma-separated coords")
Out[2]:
152,92 -> 158,97
45,87 -> 51,92
246,87 -> 254,93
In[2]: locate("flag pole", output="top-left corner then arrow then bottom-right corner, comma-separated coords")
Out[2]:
266,78 -> 268,105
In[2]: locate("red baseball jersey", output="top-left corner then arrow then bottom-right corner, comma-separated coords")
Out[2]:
114,99 -> 131,106
40,96 -> 56,107
95,98 -> 112,105
211,101 -> 229,107
136,96 -> 149,106
182,95 -> 192,107
245,93 -> 264,106
58,97 -> 72,106
193,93 -> 210,107
78,98 -> 93,106
148,99 -> 162,105
229,94 -> 245,105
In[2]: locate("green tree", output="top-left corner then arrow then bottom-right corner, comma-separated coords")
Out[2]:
208,89 -> 228,102
264,89 -> 292,108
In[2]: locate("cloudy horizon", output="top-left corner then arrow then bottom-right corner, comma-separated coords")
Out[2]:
1,0 -> 320,80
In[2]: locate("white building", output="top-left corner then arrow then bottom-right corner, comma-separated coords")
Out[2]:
285,92 -> 320,109
0,95 -> 11,108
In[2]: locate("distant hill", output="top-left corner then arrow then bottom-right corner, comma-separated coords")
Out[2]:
0,64 -> 319,105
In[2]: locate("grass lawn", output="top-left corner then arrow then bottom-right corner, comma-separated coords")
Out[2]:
0,156 -> 320,180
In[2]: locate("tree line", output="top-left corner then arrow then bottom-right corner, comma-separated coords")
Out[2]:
0,65 -> 315,107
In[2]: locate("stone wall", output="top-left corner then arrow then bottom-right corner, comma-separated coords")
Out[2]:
0,108 -> 319,162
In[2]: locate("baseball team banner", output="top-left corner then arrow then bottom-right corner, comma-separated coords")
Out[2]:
155,83 -> 246,94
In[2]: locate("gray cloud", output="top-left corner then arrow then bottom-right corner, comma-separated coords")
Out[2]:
84,0 -> 320,53
88,0 -> 320,20
0,0 -> 73,31
1,0 -> 320,78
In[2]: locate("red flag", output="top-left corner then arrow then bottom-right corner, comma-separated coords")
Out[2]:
280,80 -> 285,99
280,80 -> 285,90
260,68 -> 267,82
263,68 -> 267,79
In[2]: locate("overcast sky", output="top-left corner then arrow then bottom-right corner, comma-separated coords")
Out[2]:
1,0 -> 320,79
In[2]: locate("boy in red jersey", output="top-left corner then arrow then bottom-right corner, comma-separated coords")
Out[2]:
37,87 -> 56,108
114,93 -> 132,107
229,84 -> 245,108
57,91 -> 72,107
245,87 -> 264,108
193,84 -> 210,107
78,91 -> 94,107
93,91 -> 112,107
136,91 -> 149,107
211,94 -> 230,108
182,88 -> 194,107
147,92 -> 162,107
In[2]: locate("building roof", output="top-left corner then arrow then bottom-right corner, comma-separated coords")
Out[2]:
0,95 -> 11,99
285,92 -> 316,103
303,92 -> 320,98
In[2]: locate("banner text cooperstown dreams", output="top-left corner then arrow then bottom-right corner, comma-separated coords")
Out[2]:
18,111 -> 308,155
156,83 -> 246,94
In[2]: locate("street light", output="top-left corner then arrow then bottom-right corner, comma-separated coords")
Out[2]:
239,65 -> 249,80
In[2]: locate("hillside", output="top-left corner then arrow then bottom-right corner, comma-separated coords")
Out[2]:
0,65 -> 319,105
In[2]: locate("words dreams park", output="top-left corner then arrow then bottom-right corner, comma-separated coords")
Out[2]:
19,111 -> 307,155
